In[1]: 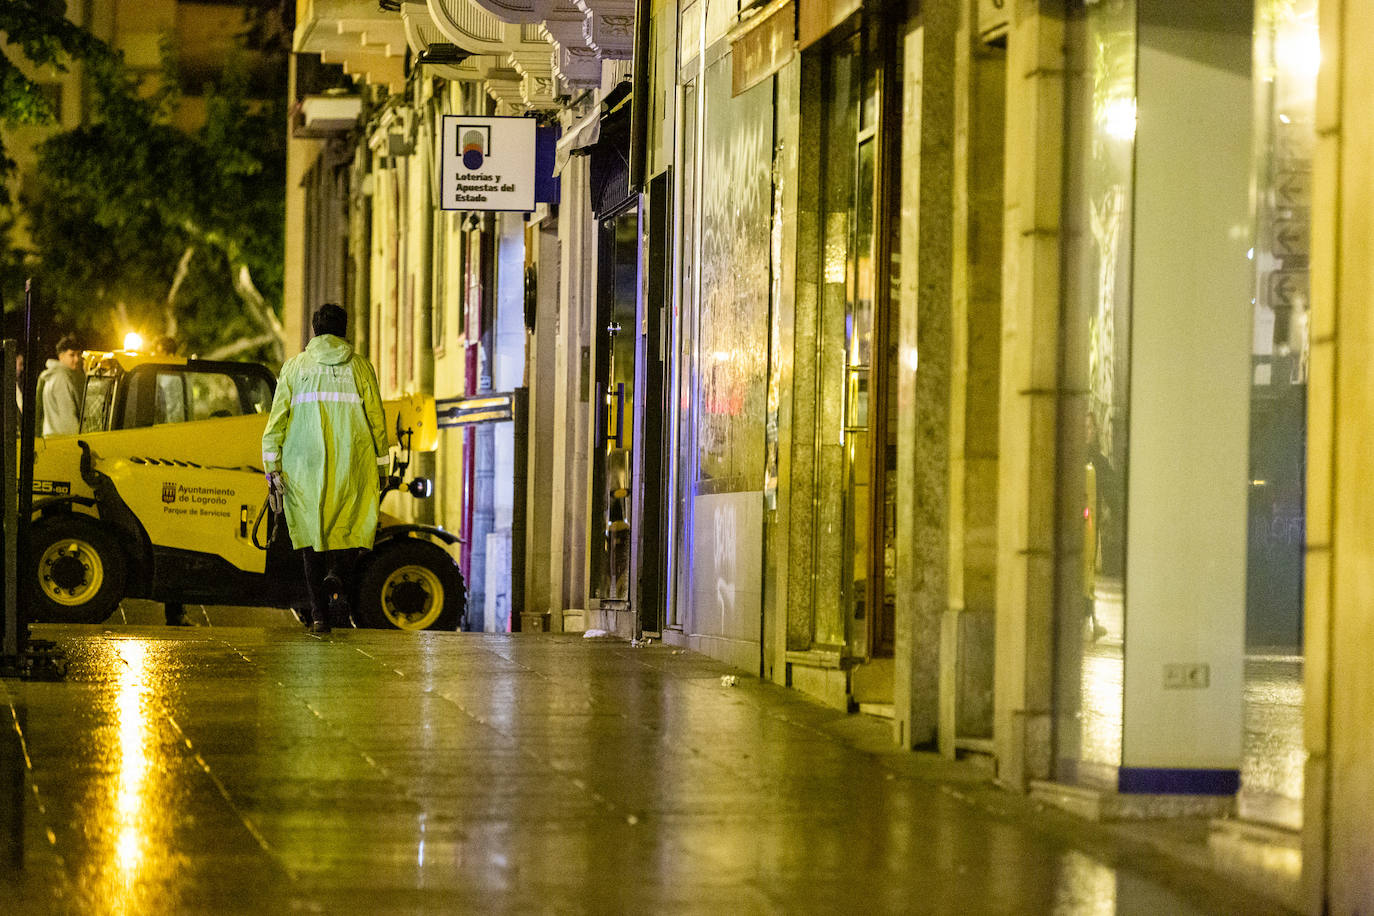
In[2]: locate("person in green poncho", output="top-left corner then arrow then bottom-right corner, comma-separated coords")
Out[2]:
261,304 -> 390,634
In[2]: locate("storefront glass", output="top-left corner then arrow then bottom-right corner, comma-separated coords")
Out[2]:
668,52 -> 772,641
669,78 -> 699,630
802,16 -> 899,658
1054,0 -> 1136,786
590,207 -> 639,601
1054,0 -> 1311,804
1242,0 -> 1315,826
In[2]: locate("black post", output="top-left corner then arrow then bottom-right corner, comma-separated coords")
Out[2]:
16,281 -> 39,646
510,386 -> 528,632
3,280 -> 64,680
2,339 -> 18,659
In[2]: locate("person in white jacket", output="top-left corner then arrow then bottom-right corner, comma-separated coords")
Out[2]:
39,335 -> 83,436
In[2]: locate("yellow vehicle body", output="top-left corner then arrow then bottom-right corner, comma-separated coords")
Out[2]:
26,350 -> 457,630
36,415 -> 269,572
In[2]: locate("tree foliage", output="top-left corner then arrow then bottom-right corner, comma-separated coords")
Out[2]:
21,21 -> 288,365
0,0 -> 106,188
0,1 -> 109,324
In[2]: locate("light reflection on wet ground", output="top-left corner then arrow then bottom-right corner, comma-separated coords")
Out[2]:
0,616 -> 1290,914
1239,653 -> 1304,828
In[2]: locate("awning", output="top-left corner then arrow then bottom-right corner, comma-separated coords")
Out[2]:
553,105 -> 602,175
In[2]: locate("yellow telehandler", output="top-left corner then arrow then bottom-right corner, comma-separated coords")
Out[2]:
26,347 -> 463,630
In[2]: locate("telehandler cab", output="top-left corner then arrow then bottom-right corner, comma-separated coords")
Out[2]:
26,348 -> 464,631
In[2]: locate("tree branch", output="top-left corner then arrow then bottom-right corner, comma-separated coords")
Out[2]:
203,331 -> 278,361
232,262 -> 284,361
164,244 -> 194,337
177,219 -> 285,362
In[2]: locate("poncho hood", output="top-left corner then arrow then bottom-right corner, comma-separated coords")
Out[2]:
307,334 -> 354,366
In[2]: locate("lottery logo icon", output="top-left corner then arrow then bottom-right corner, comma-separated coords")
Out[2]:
459,125 -> 490,170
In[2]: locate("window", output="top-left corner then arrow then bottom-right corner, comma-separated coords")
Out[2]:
117,364 -> 275,430
79,376 -> 114,433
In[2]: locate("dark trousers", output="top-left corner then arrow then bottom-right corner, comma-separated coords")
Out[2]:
302,547 -> 358,625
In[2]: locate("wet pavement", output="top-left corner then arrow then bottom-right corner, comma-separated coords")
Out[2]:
1,613 -> 1292,914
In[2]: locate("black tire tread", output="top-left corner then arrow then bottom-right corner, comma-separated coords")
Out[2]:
28,514 -> 127,624
355,538 -> 464,631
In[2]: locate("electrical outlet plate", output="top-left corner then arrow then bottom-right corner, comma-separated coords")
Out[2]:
1163,663 -> 1211,689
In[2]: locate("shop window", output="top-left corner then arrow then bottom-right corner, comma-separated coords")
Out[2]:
800,16 -> 900,657
1054,0 -> 1136,787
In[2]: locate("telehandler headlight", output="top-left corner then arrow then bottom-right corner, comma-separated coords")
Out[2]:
407,477 -> 433,499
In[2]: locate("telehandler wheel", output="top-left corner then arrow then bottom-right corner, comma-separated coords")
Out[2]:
355,538 -> 464,631
29,515 -> 126,624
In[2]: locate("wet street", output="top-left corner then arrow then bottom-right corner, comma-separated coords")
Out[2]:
1,612 -> 1290,914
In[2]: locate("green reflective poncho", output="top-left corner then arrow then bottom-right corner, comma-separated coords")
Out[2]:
261,334 -> 390,551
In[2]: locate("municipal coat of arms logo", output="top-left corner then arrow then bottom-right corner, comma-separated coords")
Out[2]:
162,482 -> 177,504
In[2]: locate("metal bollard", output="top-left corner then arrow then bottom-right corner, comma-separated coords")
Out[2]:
3,338 -> 18,660
2,280 -> 66,680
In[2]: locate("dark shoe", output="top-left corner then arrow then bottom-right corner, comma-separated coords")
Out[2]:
328,595 -> 351,629
324,574 -> 351,628
311,620 -> 331,635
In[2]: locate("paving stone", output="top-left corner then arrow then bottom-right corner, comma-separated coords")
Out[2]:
0,620 -> 1291,914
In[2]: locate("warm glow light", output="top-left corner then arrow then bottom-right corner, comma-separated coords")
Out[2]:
1099,97 -> 1137,141
1274,23 -> 1321,81
123,332 -> 144,352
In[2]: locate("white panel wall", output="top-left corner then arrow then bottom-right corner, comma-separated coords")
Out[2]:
1122,3 -> 1253,780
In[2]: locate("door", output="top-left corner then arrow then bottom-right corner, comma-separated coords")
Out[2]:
590,204 -> 640,603
640,170 -> 672,633
817,20 -> 900,658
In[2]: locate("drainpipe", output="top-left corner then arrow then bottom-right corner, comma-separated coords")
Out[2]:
410,105 -> 437,526
628,0 -> 652,190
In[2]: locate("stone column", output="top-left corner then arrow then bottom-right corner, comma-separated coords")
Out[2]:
940,0 -> 1003,758
1307,1 -> 1374,910
993,0 -> 1065,790
893,0 -> 957,750
523,219 -> 561,628
766,56 -> 801,686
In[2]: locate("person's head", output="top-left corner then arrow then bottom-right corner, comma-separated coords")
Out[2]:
55,335 -> 82,370
153,336 -> 177,356
311,303 -> 347,339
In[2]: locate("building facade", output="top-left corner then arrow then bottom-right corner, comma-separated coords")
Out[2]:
284,0 -> 1373,910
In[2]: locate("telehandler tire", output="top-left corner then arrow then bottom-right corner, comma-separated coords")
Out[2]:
355,538 -> 464,631
29,514 -> 126,624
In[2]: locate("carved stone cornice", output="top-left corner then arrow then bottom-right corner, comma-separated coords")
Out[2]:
573,0 -> 634,60
483,69 -> 529,114
520,72 -> 559,107
294,0 -> 408,93
401,2 -> 474,80
467,0 -> 543,24
554,43 -> 602,88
